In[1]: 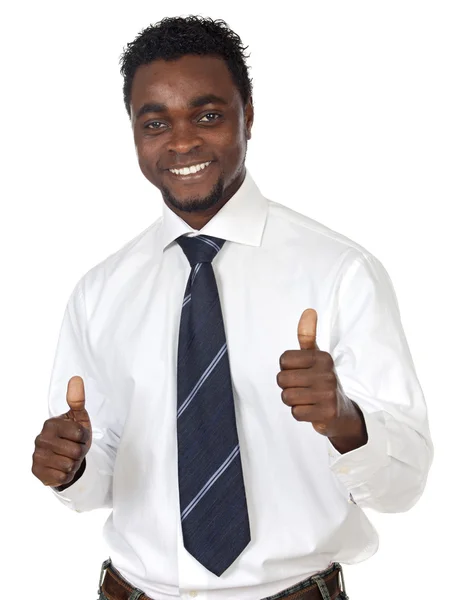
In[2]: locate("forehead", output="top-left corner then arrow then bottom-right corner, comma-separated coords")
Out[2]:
130,55 -> 240,112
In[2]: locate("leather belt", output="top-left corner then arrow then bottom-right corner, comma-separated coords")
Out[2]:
101,564 -> 151,600
100,560 -> 345,600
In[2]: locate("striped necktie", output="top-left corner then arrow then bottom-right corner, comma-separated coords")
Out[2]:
176,233 -> 251,576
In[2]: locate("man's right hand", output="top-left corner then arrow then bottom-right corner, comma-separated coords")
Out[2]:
32,376 -> 92,489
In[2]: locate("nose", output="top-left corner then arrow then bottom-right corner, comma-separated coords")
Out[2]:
166,122 -> 203,155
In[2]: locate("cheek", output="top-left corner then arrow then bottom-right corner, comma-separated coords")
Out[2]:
219,127 -> 247,164
136,140 -> 159,179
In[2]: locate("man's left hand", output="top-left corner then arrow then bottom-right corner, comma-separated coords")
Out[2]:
276,308 -> 368,452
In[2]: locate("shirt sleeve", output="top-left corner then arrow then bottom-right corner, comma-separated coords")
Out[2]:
47,279 -> 121,512
327,251 -> 433,512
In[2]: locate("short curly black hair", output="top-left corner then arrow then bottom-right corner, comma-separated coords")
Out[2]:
119,15 -> 253,118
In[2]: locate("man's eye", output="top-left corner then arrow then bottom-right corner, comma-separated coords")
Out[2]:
198,113 -> 221,123
145,121 -> 166,130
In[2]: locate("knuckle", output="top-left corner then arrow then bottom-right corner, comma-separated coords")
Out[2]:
58,471 -> 68,484
66,423 -> 83,443
32,448 -> 44,464
322,389 -> 336,403
35,436 -> 51,452
41,425 -> 57,442
34,432 -> 47,447
322,352 -> 334,369
76,426 -> 87,442
72,444 -> 83,460
44,417 -> 57,430
322,371 -> 337,387
56,456 -> 72,472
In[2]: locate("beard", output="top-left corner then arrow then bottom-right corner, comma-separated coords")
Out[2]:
161,175 -> 225,213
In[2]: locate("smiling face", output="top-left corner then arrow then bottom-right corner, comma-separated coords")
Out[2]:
130,55 -> 254,227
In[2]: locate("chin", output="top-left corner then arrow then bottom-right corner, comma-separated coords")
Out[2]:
162,177 -> 224,213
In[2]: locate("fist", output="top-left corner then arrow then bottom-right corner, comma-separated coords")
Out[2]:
32,376 -> 92,488
277,309 -> 356,437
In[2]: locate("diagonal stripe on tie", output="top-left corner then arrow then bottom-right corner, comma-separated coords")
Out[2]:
180,445 -> 240,520
176,234 -> 251,576
177,342 -> 227,418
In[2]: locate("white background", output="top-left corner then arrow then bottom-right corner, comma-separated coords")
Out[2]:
1,1 -> 449,598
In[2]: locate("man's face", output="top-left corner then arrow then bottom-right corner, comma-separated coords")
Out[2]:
130,55 -> 253,214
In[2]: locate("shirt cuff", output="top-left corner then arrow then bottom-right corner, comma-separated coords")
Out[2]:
327,403 -> 389,490
50,454 -> 97,512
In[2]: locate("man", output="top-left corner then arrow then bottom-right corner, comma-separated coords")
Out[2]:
32,15 -> 433,600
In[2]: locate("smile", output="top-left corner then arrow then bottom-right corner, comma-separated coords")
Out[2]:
169,161 -> 212,176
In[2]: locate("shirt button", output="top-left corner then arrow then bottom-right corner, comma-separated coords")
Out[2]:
338,466 -> 350,474
189,592 -> 198,598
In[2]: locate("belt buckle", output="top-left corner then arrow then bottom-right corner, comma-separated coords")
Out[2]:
336,563 -> 347,595
98,558 -> 112,595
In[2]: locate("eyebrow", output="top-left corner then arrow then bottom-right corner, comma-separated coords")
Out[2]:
135,94 -> 229,120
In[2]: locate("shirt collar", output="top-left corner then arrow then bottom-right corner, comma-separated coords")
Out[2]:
158,169 -> 268,254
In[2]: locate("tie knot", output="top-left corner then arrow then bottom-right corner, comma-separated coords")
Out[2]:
176,234 -> 226,267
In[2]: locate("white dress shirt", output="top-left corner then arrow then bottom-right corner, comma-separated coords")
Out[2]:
49,171 -> 433,600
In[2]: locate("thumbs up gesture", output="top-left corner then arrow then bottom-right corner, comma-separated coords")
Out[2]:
277,309 -> 368,452
32,376 -> 92,489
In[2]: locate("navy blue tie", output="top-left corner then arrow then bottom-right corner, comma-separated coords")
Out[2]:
176,233 -> 251,576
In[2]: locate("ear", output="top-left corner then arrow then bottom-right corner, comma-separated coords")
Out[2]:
244,97 -> 254,140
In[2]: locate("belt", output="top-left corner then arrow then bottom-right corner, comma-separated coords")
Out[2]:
99,559 -> 346,600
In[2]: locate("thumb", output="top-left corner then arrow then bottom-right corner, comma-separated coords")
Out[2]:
66,375 -> 91,431
297,308 -> 319,350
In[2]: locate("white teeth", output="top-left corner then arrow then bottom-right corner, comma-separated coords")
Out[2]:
169,161 -> 211,175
